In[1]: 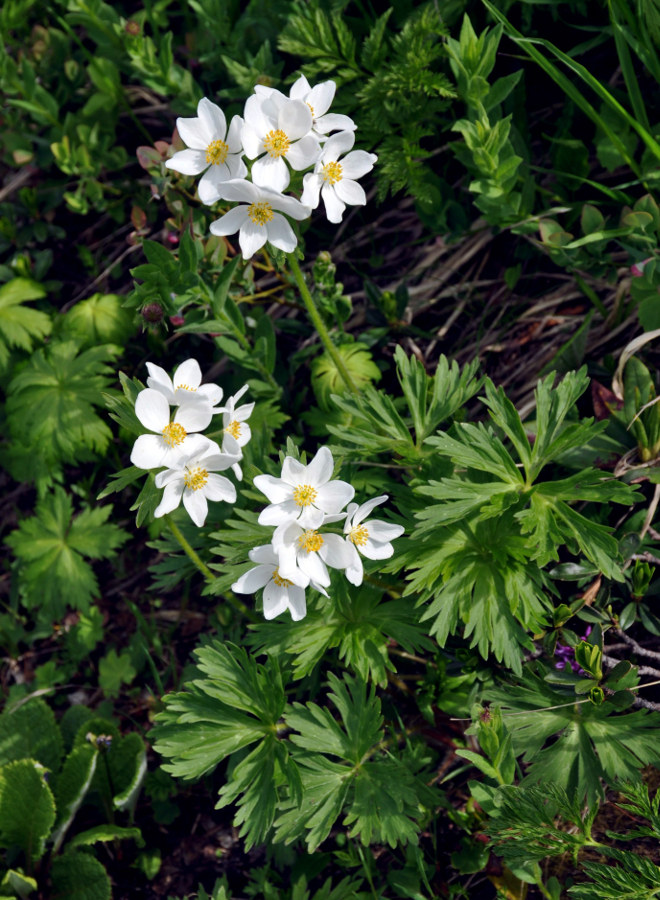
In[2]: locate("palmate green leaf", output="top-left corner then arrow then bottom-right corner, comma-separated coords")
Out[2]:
152,642 -> 288,847
5,340 -> 118,480
6,487 -> 128,619
329,384 -> 416,460
426,423 -> 524,485
487,665 -> 660,805
0,698 -> 63,771
0,277 -> 51,370
568,846 -> 660,899
0,760 -> 56,862
50,850 -> 111,900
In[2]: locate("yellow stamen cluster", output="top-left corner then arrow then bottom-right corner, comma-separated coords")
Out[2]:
298,530 -> 324,553
263,129 -> 290,158
293,484 -> 317,507
247,201 -> 274,226
225,420 -> 242,440
162,422 -> 187,447
272,567 -> 293,587
349,525 -> 369,547
206,139 -> 229,165
307,102 -> 315,117
184,466 -> 209,491
321,161 -> 343,185
176,383 -> 196,392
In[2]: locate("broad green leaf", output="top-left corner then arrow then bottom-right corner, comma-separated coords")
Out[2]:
0,760 -> 56,861
62,293 -> 135,347
0,698 -> 63,771
68,824 -> 144,849
52,744 -> 98,853
0,277 -> 51,370
50,850 -> 111,900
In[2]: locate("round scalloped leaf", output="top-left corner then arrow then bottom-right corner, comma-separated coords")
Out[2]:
50,850 -> 111,900
62,293 -> 135,348
0,759 -> 56,861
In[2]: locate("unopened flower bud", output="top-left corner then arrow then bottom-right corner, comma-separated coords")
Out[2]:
142,303 -> 163,323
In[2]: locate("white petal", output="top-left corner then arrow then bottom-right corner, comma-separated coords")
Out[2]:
258,499 -> 300,526
183,489 -> 208,526
227,154 -> 247,179
174,116 -> 209,150
316,480 -> 354,514
321,184 -> 345,223
304,446 -> 333,486
288,585 -> 307,620
289,74 -> 311,101
198,165 -> 232,205
270,192 -> 312,221
197,97 -> 226,141
135,389 -> 170,432
345,559 -> 364,586
209,206 -> 249,237
233,564 -> 274,594
351,495 -> 387,526
314,113 -> 356,134
287,135 -> 321,171
362,539 -> 394,560
145,363 -> 175,403
341,150 -> 377,179
239,219 -> 269,259
240,122 -> 262,159
322,130 -> 355,160
130,433 -> 169,469
281,456 -> 306,485
173,359 -> 202,390
203,473 -> 236,502
154,481 -> 184,518
297,505 -> 325,529
367,520 -> 405,542
217,178 -> 260,204
226,115 -> 244,154
251,155 -> 289,192
335,178 -> 367,207
165,148 -> 208,176
307,81 -> 335,117
300,173 -> 322,209
298,551 -> 330,587
278,99 -> 313,140
267,214 -> 297,253
319,533 -> 353,570
197,384 -> 224,406
175,403 -> 212,432
249,545 -> 278,565
262,581 -> 290,619
243,94 -> 273,138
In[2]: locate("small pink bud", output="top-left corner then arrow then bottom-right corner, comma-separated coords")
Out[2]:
169,315 -> 185,327
631,257 -> 654,276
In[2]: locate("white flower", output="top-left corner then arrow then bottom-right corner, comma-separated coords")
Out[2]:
146,358 -> 223,409
220,385 -> 254,481
255,75 -> 356,138
232,545 -> 307,621
342,496 -> 405,586
253,446 -> 354,529
130,389 -> 217,470
209,180 -> 310,260
153,436 -> 240,526
301,131 -> 377,223
242,93 -> 321,192
165,98 -> 247,205
272,519 -> 353,590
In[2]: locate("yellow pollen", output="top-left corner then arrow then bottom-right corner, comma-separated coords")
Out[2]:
162,422 -> 187,447
272,567 -> 293,587
263,129 -> 290,158
293,484 -> 317,507
298,530 -> 324,553
225,420 -> 241,439
349,525 -> 369,547
183,466 -> 209,491
321,161 -> 343,185
176,383 -> 196,392
307,102 -> 315,117
247,201 -> 274,226
206,139 -> 229,165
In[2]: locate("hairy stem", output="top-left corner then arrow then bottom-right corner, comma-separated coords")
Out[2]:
287,252 -> 358,393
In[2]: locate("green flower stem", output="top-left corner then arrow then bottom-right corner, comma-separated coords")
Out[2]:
167,518 -> 258,622
286,252 -> 358,393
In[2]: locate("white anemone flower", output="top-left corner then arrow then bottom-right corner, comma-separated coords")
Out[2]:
232,545 -> 307,621
242,94 -> 320,192
146,358 -> 223,410
272,519 -> 353,590
153,435 -> 240,527
209,180 -> 310,260
253,446 -> 354,529
165,98 -> 247,205
255,75 -> 356,138
301,131 -> 377,224
130,389 -> 217,470
220,385 -> 254,481
342,496 -> 405,586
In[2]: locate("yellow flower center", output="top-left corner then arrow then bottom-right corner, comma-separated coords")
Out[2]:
183,466 -> 209,491
225,420 -> 241,439
176,383 -> 196,392
349,525 -> 369,547
247,201 -> 274,226
293,484 -> 317,507
272,567 -> 293,587
307,102 -> 315,117
298,530 -> 324,553
263,129 -> 290,158
321,161 -> 343,185
162,422 -> 187,447
206,139 -> 229,165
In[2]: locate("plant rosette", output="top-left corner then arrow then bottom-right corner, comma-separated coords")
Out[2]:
165,97 -> 246,205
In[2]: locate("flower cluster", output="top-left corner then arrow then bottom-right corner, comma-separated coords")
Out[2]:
130,358 -> 253,526
166,76 -> 377,259
231,446 -> 404,622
